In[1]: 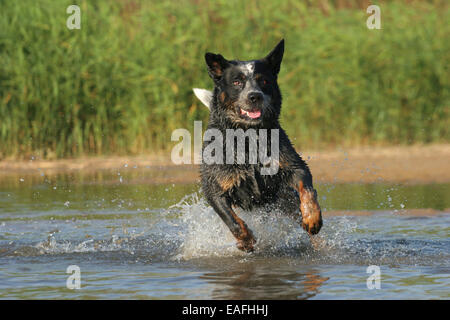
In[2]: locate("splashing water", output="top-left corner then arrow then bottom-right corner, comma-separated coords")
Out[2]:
162,192 -> 359,262
1,172 -> 449,299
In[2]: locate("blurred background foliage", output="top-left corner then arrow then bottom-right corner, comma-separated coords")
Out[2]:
0,0 -> 448,159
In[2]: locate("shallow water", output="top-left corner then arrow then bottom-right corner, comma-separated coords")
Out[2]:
0,168 -> 449,299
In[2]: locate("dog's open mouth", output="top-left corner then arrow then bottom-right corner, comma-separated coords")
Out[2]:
239,108 -> 262,119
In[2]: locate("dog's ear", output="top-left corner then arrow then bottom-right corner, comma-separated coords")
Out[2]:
205,53 -> 229,81
262,39 -> 284,76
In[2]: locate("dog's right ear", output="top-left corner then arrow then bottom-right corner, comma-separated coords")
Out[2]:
263,39 -> 284,76
205,53 -> 229,81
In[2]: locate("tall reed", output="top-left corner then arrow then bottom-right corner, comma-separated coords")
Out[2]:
0,0 -> 448,159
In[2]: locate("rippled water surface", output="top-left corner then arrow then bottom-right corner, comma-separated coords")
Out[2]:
0,168 -> 449,299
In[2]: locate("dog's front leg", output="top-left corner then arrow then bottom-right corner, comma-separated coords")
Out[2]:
293,170 -> 323,235
208,194 -> 256,252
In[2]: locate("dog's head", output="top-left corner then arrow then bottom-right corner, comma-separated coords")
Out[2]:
204,40 -> 284,128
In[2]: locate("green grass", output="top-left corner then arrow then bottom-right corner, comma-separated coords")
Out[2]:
0,0 -> 449,159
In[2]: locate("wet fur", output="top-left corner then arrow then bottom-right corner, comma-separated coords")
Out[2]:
199,40 -> 322,252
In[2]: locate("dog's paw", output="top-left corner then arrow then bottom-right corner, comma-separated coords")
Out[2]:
302,214 -> 323,235
299,188 -> 323,235
236,232 -> 257,252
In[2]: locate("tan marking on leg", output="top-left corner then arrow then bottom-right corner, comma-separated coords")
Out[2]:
298,181 -> 323,235
228,208 -> 256,252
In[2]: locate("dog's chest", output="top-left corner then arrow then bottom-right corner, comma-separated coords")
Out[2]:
227,164 -> 285,209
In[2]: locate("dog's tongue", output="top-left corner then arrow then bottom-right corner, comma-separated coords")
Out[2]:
241,109 -> 261,119
247,110 -> 261,119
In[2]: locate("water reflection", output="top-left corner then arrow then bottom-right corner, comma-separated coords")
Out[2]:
0,168 -> 449,299
199,260 -> 328,299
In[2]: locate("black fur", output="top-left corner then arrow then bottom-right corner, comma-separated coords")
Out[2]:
200,40 -> 322,252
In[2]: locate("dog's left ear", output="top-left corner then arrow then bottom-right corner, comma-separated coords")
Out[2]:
263,39 -> 284,76
205,53 -> 230,82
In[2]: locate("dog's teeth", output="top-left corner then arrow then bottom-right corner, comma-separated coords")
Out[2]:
240,108 -> 261,119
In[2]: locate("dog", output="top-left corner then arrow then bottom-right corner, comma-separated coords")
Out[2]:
196,39 -> 322,252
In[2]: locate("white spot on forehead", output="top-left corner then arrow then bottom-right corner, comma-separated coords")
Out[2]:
242,62 -> 255,75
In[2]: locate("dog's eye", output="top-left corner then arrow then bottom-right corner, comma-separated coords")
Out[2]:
262,79 -> 269,85
233,80 -> 241,86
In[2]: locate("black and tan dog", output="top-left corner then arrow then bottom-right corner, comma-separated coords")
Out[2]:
195,40 -> 322,252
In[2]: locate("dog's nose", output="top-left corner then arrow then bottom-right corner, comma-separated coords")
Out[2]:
248,92 -> 263,104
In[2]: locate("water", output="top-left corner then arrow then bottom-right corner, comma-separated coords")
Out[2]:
0,168 -> 449,299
